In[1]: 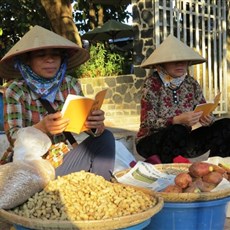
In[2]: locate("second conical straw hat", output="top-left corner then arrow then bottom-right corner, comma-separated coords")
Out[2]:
141,34 -> 206,68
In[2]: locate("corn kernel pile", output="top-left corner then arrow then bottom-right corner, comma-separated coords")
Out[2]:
12,171 -> 156,221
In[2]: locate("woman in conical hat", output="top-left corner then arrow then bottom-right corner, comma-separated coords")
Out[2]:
135,34 -> 230,163
0,25 -> 115,180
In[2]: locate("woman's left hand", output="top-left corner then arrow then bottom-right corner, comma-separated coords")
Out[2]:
85,109 -> 105,135
199,115 -> 214,126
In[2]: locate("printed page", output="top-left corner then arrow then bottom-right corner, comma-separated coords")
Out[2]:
114,161 -> 176,191
194,92 -> 221,116
62,96 -> 94,134
80,89 -> 108,132
61,89 -> 108,134
115,159 -> 230,192
91,89 -> 108,111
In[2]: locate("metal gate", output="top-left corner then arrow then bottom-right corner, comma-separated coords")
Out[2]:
154,0 -> 228,115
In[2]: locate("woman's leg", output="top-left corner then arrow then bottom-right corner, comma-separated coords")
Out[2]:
208,118 -> 230,157
55,129 -> 115,180
136,118 -> 230,163
136,125 -> 192,163
189,118 -> 230,158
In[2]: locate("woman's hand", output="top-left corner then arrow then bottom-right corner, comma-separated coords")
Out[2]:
85,109 -> 105,135
199,115 -> 214,126
34,111 -> 69,135
173,111 -> 203,127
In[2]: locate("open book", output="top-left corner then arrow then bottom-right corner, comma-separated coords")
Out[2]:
194,92 -> 221,117
61,89 -> 107,134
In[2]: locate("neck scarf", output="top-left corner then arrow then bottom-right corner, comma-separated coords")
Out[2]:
16,59 -> 67,102
157,66 -> 186,89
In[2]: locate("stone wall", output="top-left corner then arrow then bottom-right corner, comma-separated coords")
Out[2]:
132,0 -> 156,78
79,74 -> 143,130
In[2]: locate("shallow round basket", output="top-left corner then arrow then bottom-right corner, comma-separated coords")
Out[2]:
0,186 -> 164,230
115,163 -> 230,202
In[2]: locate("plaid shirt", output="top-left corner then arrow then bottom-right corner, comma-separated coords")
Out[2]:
1,75 -> 83,163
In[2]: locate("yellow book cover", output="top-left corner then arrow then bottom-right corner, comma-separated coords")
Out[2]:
61,89 -> 107,134
194,92 -> 221,117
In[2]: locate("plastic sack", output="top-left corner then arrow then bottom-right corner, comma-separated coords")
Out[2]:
0,159 -> 55,209
113,140 -> 136,173
13,127 -> 52,162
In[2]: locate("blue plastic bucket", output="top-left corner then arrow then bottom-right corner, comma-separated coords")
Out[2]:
14,218 -> 151,230
0,93 -> 3,131
145,197 -> 230,230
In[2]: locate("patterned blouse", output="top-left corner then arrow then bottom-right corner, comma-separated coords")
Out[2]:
3,75 -> 83,146
136,71 -> 206,144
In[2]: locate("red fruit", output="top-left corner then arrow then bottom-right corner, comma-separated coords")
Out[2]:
211,164 -> 227,174
218,163 -> 230,173
174,173 -> 193,189
189,162 -> 214,177
162,184 -> 183,193
202,171 -> 223,185
194,178 -> 217,192
183,181 -> 201,193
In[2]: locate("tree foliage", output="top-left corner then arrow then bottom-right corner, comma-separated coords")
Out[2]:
72,0 -> 131,34
74,43 -> 125,78
0,0 -> 131,59
0,0 -> 49,58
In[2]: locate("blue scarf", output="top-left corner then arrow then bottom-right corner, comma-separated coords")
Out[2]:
15,59 -> 67,102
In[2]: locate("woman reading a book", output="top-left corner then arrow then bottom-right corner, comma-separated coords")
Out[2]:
0,26 -> 115,181
135,34 -> 230,163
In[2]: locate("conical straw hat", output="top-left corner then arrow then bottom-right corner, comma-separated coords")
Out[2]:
141,34 -> 206,68
0,25 -> 89,79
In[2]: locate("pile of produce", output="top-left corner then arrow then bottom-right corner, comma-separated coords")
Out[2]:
163,162 -> 230,193
11,171 -> 157,221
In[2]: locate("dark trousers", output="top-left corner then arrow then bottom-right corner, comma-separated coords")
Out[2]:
55,129 -> 115,181
136,118 -> 230,163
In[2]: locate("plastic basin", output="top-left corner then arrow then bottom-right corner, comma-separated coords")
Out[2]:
145,197 -> 230,230
14,218 -> 151,230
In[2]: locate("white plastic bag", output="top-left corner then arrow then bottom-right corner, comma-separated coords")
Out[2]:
13,127 -> 52,162
0,159 -> 55,209
113,140 -> 136,173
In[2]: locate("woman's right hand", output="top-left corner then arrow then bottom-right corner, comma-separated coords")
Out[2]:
34,112 -> 70,135
173,111 -> 203,127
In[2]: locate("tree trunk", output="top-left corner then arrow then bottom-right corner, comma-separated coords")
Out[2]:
97,6 -> 104,26
40,0 -> 82,47
89,2 -> 96,29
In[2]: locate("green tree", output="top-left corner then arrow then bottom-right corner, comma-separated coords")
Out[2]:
0,0 -> 49,58
72,0 -> 131,33
0,0 -> 131,58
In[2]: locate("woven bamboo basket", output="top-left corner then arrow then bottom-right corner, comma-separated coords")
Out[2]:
0,186 -> 164,230
114,163 -> 230,202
